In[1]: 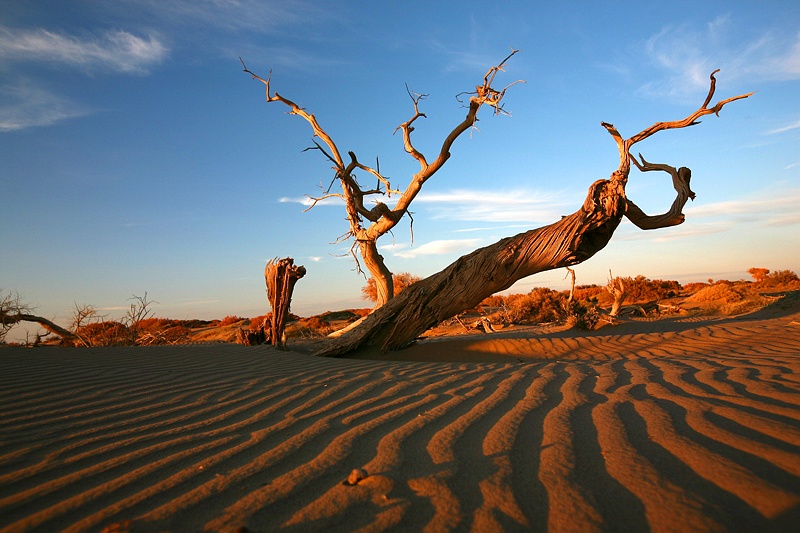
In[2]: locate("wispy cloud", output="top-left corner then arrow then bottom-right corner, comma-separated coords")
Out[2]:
279,186 -> 579,226
279,195 -> 340,207
279,187 -> 576,224
415,188 -> 575,224
130,0 -> 333,34
617,188 -> 800,242
683,192 -> 800,221
383,238 -> 482,259
0,25 -> 168,73
640,15 -> 800,100
766,119 -> 800,135
0,79 -> 90,131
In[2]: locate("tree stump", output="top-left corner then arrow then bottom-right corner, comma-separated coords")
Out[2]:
606,271 -> 627,317
265,258 -> 306,348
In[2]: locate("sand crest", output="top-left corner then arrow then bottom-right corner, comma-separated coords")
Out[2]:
1,305 -> 799,532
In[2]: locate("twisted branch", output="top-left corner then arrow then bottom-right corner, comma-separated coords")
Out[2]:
602,70 -> 753,177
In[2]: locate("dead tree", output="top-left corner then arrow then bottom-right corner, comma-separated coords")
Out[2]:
606,271 -> 627,317
314,70 -> 751,356
242,51 -> 522,308
565,267 -> 576,303
265,257 -> 306,347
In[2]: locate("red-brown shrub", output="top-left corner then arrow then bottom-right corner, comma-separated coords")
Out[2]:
219,315 -> 245,327
362,272 -> 422,302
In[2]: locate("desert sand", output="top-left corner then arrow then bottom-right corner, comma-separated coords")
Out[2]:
1,297 -> 799,532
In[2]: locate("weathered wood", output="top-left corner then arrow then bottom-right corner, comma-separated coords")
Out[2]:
606,272 -> 627,317
314,71 -> 751,356
13,313 -> 84,346
243,51 -> 522,308
265,258 -> 306,347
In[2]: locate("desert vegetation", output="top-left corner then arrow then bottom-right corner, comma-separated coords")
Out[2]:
7,267 -> 796,347
361,272 -> 422,302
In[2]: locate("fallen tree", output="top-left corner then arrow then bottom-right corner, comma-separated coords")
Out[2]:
315,70 -> 751,356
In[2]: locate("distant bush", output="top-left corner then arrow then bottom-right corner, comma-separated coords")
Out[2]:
748,268 -> 800,288
624,275 -> 682,302
249,314 -> 271,329
573,285 -> 609,305
479,295 -> 506,309
219,315 -> 245,327
75,321 -> 129,346
180,319 -> 215,329
768,270 -> 800,285
683,282 -> 709,293
362,272 -> 421,302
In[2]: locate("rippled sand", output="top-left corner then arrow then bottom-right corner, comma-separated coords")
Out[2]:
2,303 -> 799,532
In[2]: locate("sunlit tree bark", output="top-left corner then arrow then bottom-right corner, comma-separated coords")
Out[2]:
242,51 -> 522,308
314,71 -> 751,355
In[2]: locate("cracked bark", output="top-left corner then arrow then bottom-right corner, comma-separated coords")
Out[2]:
313,71 -> 751,356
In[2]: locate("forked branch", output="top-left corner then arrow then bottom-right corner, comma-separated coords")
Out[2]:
602,70 -> 753,175
241,59 -> 346,170
390,48 -> 524,219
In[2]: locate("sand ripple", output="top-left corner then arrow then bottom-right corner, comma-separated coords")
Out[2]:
1,312 -> 799,532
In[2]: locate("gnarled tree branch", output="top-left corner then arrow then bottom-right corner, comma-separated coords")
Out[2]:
243,51 -> 522,307
625,154 -> 696,230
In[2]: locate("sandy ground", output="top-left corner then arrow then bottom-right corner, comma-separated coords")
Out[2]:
1,299 -> 799,532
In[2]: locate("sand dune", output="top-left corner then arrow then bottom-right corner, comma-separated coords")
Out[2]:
1,304 -> 799,532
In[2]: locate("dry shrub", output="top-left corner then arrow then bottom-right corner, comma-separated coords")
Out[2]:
181,319 -> 214,329
479,295 -> 506,308
138,325 -> 191,346
362,272 -> 422,302
219,315 -> 245,327
622,275 -> 682,302
566,301 -> 601,330
573,285 -> 611,305
503,288 -> 568,324
751,268 -> 800,289
285,316 -> 332,338
75,321 -> 129,346
683,282 -> 709,294
249,314 -> 271,329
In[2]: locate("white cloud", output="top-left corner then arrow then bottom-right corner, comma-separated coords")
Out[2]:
384,238 -> 482,259
767,119 -> 800,135
640,17 -> 800,100
0,79 -> 90,131
130,0 -> 333,34
415,188 -> 575,224
280,187 -> 579,224
279,195 -> 341,207
0,25 -> 168,73
683,192 -> 800,222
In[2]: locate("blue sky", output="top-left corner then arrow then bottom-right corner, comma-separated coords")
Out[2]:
2,1 -> 799,337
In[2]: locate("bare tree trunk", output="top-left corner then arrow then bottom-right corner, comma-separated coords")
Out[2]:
243,51 -> 522,309
606,271 -> 627,317
265,258 -> 306,348
314,71 -> 751,356
565,267 -> 576,303
317,178 -> 627,355
360,241 -> 393,308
